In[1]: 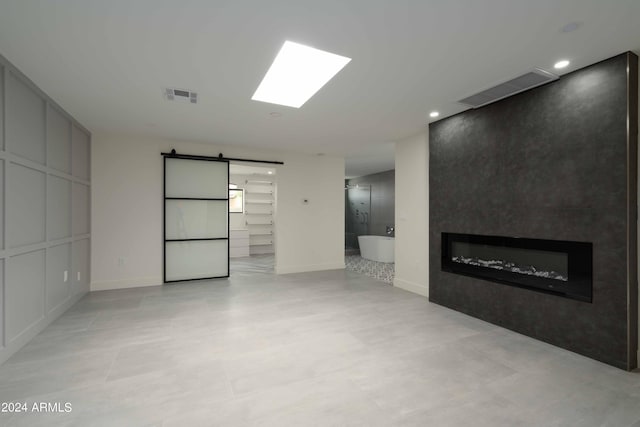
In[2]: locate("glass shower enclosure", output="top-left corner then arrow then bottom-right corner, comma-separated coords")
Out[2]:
345,184 -> 371,253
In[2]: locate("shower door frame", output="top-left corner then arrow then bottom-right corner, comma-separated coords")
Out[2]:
346,184 -> 372,248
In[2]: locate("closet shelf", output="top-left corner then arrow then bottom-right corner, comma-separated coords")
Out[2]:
232,172 -> 275,255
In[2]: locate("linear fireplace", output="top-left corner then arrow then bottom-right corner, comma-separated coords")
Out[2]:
441,233 -> 592,302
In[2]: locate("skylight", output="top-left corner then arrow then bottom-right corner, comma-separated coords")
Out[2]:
251,41 -> 351,108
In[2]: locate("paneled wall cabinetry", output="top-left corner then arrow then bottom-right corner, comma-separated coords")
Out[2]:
0,54 -> 91,365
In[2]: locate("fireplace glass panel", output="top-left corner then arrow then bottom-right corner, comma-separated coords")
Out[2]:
441,233 -> 592,302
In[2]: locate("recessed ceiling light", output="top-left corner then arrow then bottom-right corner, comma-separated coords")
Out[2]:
429,111 -> 440,118
554,60 -> 570,69
252,41 -> 351,108
268,171 -> 273,175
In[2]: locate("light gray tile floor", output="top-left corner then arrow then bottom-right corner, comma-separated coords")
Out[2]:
0,259 -> 639,426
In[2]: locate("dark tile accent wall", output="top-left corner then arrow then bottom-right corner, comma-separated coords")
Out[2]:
347,170 -> 395,237
429,53 -> 638,370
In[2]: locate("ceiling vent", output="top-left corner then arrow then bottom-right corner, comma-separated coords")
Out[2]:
457,69 -> 558,108
165,88 -> 198,104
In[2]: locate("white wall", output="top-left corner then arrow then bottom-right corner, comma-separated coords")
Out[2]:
274,153 -> 345,274
393,131 -> 429,296
91,133 -> 345,290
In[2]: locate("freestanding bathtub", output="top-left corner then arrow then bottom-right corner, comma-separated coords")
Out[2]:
358,235 -> 395,263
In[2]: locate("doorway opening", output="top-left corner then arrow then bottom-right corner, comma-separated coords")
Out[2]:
345,183 -> 371,256
229,163 -> 277,275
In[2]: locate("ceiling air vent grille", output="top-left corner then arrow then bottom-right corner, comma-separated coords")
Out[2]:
458,69 -> 558,108
165,88 -> 198,104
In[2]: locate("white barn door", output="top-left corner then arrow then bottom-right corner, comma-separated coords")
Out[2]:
163,156 -> 229,282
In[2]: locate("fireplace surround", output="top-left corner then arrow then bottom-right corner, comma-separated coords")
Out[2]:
441,233 -> 592,302
429,52 -> 638,370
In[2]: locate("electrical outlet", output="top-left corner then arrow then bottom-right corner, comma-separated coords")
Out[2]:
63,270 -> 68,282
77,272 -> 81,281
118,257 -> 125,267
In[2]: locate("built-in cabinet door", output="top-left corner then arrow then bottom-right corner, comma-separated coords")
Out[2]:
0,66 -> 4,152
0,55 -> 91,365
47,105 -> 71,174
8,162 -> 46,248
70,124 -> 90,297
46,243 -> 71,313
6,250 -> 45,344
5,71 -> 45,165
72,239 -> 90,297
48,175 -> 72,241
73,182 -> 90,236
72,125 -> 90,181
0,159 -> 4,251
0,260 -> 4,348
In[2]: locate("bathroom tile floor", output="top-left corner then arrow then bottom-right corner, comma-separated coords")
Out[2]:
345,255 -> 394,284
0,264 -> 639,426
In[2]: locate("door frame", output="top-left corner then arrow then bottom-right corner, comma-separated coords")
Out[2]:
161,151 -> 284,283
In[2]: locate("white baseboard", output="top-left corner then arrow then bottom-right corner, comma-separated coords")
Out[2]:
276,262 -> 346,275
393,277 -> 428,297
0,290 -> 86,365
91,276 -> 163,291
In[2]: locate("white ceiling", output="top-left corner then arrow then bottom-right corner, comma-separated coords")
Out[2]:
0,0 -> 639,177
